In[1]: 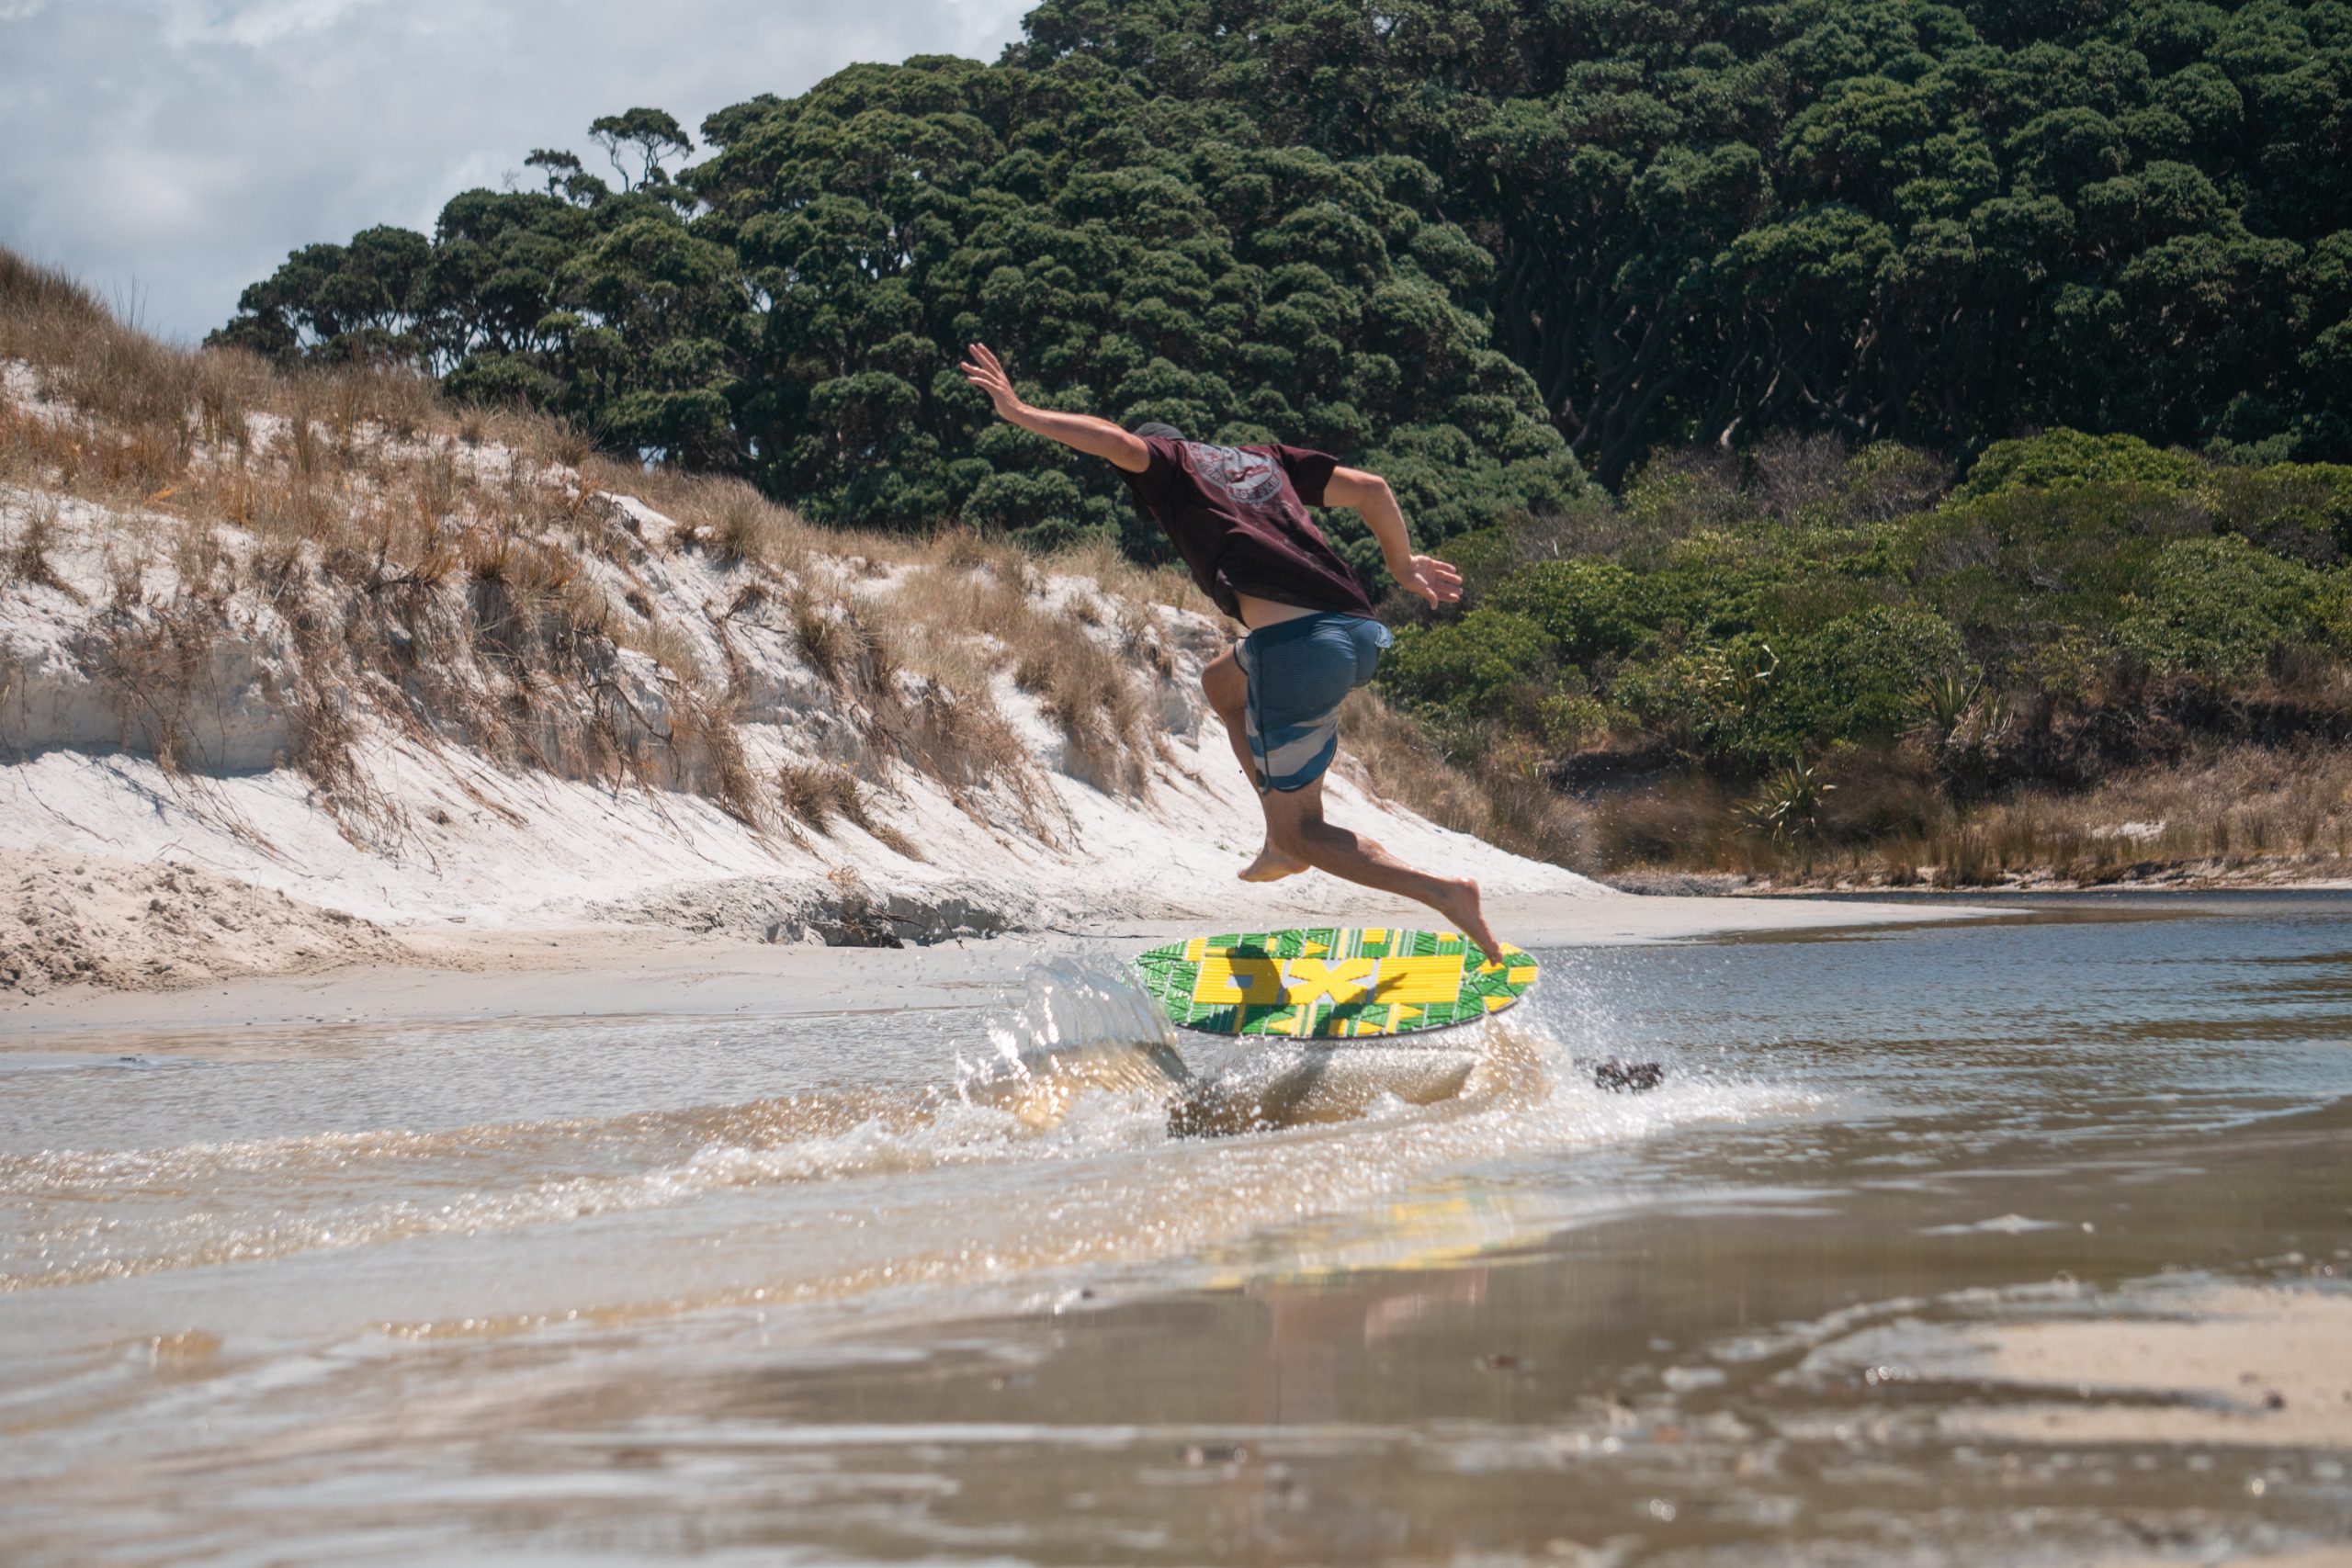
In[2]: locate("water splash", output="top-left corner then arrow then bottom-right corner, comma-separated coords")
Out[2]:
947,956 -> 1553,1138
951,956 -> 1194,1130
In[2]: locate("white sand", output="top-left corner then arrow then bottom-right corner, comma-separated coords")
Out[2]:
3,886 -> 1981,1037
2,845 -> 409,995
1808,1280 -> 2352,1453
1941,1282 -> 2352,1451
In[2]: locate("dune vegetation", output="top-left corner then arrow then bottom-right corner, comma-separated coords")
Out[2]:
1385,429 -> 2352,885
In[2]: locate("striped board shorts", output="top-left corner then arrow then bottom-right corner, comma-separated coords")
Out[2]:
1235,613 -> 1395,793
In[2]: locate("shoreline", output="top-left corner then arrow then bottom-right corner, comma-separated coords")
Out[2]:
2,888 -> 2002,1038
1608,862 -> 2352,897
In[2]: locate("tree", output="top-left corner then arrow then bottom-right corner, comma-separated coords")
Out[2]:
209,225 -> 431,365
525,149 -> 583,196
589,107 -> 693,191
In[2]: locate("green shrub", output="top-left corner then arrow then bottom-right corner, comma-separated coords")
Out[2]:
1492,558 -> 1651,661
1619,458 -> 1746,544
1609,634 -> 1782,761
1765,605 -> 1971,748
1539,693 -> 1611,750
2029,627 -> 2113,700
1837,442 -> 1951,524
1917,481 -> 2209,635
2207,463 -> 2352,562
1430,525 -> 1517,604
1376,608 -> 1556,724
1960,429 -> 2210,500
1403,442 -> 2352,804
2116,536 -> 2352,679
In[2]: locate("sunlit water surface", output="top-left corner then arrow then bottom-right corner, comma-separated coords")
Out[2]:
5,895 -> 2351,1564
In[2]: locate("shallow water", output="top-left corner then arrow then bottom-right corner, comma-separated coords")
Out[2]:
5,896 -> 2351,1564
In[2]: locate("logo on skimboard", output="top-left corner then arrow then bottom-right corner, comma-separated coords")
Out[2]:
1131,927 -> 1537,1038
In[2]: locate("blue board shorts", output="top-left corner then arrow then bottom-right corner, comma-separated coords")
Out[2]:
1235,613 -> 1394,794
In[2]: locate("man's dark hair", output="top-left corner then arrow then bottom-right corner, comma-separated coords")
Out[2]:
1134,421 -> 1186,441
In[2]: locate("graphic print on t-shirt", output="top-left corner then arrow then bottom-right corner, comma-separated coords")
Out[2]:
1183,443 -> 1285,508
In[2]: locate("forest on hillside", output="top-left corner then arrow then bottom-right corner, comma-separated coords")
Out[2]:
219,0 -> 2352,570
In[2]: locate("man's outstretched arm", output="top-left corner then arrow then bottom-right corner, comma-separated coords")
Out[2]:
1323,467 -> 1464,609
960,342 -> 1148,473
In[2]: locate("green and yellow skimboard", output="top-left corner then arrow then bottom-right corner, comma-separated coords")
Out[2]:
1131,927 -> 1538,1039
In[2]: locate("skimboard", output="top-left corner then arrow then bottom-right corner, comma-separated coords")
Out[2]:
1131,927 -> 1537,1039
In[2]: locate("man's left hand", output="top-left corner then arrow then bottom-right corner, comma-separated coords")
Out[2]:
1392,554 -> 1464,607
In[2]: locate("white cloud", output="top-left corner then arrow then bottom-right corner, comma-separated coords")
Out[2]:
214,0 -> 386,48
0,0 -> 1036,340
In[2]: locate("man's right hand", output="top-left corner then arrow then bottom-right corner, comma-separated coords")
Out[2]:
957,342 -> 1150,473
959,342 -> 1026,423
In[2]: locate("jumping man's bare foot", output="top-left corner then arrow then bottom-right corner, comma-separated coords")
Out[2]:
1238,842 -> 1311,883
1431,877 -> 1509,967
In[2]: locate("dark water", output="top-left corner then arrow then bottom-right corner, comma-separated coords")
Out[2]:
4,895 -> 2351,1564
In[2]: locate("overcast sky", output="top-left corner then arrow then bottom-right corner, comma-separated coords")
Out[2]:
0,0 -> 1036,343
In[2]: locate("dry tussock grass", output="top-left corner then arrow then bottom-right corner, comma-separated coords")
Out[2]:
889,560 -> 1162,798
1043,533 -> 1201,615
651,474 -> 816,576
1016,614 -> 1157,796
1917,745 -> 2352,887
776,760 -> 922,858
1584,771 -> 1805,876
0,254 -> 736,826
1340,690 -> 1598,870
83,552 -> 232,773
1596,745 -> 2352,888
664,686 -> 767,830
3,497 -> 77,600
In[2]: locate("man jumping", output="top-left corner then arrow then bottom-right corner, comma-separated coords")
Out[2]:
958,343 -> 1506,965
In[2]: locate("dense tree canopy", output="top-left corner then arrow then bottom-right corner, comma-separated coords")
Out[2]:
218,0 -> 2352,558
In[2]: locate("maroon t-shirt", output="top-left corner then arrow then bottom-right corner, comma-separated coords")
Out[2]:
1124,436 -> 1376,621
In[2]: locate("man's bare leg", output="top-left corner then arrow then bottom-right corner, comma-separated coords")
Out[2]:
1261,778 -> 1508,965
1201,645 -> 1307,882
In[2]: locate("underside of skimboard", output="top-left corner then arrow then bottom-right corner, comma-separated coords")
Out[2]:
1131,927 -> 1538,1039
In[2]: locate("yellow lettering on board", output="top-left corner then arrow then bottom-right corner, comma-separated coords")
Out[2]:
1193,953 -> 1469,1015
1281,956 -> 1377,1005
1192,955 -> 1283,1006
1366,954 -> 1467,1005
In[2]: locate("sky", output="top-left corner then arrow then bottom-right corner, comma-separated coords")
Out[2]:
0,0 -> 1037,343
